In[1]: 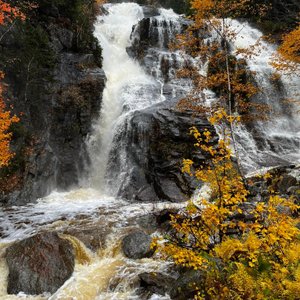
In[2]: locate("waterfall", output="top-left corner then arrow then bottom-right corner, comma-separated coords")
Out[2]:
229,20 -> 300,172
88,3 -> 194,196
0,3 -> 299,300
87,3 -> 162,193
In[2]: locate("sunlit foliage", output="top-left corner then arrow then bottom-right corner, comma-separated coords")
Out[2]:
155,1 -> 300,298
156,119 -> 300,299
272,24 -> 300,73
176,0 -> 269,119
279,25 -> 300,64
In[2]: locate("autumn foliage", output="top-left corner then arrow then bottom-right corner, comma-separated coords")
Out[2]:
0,74 -> 19,167
0,1 -> 23,167
156,1 -> 300,298
156,116 -> 300,299
0,0 -> 24,24
272,24 -> 300,73
278,25 -> 300,64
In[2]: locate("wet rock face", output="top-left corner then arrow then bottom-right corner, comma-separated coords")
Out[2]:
127,14 -> 190,60
139,272 -> 174,296
138,269 -> 204,299
108,101 -> 216,202
122,230 -> 154,259
0,24 -> 106,206
247,165 -> 300,205
61,223 -> 112,252
6,232 -> 75,295
170,269 -> 204,300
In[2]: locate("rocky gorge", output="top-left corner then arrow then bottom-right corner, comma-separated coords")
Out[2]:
0,0 -> 106,206
0,0 -> 299,299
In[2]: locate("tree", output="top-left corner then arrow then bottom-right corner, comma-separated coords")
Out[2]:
0,1 -> 23,167
155,124 -> 300,299
0,1 -> 24,24
278,25 -> 300,64
272,24 -> 300,73
155,1 -> 300,298
174,0 -> 272,178
0,74 -> 19,167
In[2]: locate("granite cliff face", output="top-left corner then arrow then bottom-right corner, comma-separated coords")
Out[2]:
0,1 -> 106,205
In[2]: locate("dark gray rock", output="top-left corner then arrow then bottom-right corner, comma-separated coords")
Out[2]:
0,50 -> 106,206
155,208 -> 178,230
49,25 -> 74,52
139,272 -> 173,295
278,174 -> 298,194
0,5 -> 105,206
136,209 -> 179,236
108,100 -> 216,202
142,6 -> 160,18
61,224 -> 111,251
170,269 -> 204,300
128,13 -> 190,59
122,230 -> 154,259
6,232 -> 75,295
247,165 -> 300,201
0,65 -> 106,206
137,214 -> 159,233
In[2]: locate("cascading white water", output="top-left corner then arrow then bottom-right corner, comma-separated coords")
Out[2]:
193,19 -> 300,173
0,4 -> 187,299
88,3 -> 163,192
151,8 -> 182,49
131,8 -> 196,99
0,3 -> 299,300
229,20 -> 300,172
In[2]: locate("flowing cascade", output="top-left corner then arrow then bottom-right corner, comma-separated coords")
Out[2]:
88,3 -> 194,196
229,20 -> 300,172
90,5 -> 300,196
0,3 -> 299,300
104,6 -> 199,199
88,3 -> 162,192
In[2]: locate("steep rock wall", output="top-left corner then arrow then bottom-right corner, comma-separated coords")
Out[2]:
0,1 -> 106,205
108,100 -> 216,202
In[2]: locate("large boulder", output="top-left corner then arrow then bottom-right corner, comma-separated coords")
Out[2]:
137,209 -> 179,234
122,230 -> 154,259
61,223 -> 112,252
107,100 -> 216,202
170,269 -> 204,300
139,272 -> 174,295
5,232 -> 75,295
139,269 -> 204,299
